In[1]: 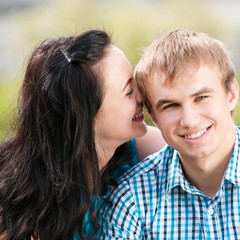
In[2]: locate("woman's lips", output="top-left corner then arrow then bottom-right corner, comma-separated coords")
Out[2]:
133,111 -> 144,122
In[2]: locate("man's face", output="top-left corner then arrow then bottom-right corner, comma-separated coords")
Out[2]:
148,64 -> 238,163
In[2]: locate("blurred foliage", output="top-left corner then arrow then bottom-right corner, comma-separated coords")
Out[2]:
0,79 -> 20,140
0,0 -> 240,141
10,0 -> 238,67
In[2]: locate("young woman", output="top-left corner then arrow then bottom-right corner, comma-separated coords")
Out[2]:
0,30 -> 165,240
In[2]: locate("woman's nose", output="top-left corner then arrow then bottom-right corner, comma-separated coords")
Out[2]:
134,80 -> 144,103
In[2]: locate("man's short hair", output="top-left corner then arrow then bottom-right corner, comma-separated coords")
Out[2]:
135,29 -> 236,112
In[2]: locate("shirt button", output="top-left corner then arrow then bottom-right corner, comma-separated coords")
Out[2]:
208,208 -> 214,215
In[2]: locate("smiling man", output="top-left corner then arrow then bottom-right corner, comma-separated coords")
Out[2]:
99,29 -> 240,239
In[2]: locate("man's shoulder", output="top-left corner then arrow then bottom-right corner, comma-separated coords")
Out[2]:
234,126 -> 240,145
236,126 -> 240,134
102,145 -> 175,217
116,145 -> 174,187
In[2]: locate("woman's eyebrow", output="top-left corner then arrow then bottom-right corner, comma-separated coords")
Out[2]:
121,77 -> 132,92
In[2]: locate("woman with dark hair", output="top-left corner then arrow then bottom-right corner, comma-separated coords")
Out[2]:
0,30 -> 165,240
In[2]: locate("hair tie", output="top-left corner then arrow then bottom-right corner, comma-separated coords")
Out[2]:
59,48 -> 71,63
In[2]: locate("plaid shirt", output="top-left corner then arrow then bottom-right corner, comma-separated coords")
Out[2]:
99,126 -> 240,239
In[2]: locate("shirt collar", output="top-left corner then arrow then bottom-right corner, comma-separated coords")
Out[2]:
224,126 -> 240,186
166,147 -> 194,195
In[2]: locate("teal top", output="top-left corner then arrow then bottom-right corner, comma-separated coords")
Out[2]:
74,139 -> 139,239
112,139 -> 138,180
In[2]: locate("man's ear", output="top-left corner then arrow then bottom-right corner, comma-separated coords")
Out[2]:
228,78 -> 239,112
147,109 -> 159,128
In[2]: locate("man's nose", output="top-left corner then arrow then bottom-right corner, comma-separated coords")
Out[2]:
179,105 -> 200,128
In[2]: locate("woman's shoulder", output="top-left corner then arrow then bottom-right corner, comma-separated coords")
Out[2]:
113,139 -> 138,180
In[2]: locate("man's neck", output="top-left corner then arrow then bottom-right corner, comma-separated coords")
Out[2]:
179,134 -> 235,199
181,157 -> 230,198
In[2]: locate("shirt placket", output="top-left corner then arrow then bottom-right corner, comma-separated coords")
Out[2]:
205,196 -> 222,240
189,187 -> 222,240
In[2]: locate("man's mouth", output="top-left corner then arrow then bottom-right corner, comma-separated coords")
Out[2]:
183,128 -> 208,139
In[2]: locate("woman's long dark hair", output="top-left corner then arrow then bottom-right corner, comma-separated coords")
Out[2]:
0,30 -> 127,240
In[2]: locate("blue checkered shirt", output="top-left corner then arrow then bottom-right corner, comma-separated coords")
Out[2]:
99,126 -> 240,239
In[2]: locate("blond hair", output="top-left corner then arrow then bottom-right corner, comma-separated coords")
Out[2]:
135,29 -> 235,112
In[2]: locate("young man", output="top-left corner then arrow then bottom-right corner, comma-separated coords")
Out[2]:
99,29 -> 240,239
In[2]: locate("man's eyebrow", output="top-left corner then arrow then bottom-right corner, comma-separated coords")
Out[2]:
155,87 -> 214,109
156,99 -> 174,109
191,87 -> 214,97
121,77 -> 132,92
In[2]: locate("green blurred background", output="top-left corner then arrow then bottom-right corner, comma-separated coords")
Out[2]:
0,0 -> 240,141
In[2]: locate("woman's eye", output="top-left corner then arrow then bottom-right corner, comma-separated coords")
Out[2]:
126,88 -> 134,96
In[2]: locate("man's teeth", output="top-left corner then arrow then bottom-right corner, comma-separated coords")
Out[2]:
133,112 -> 143,119
184,128 -> 207,139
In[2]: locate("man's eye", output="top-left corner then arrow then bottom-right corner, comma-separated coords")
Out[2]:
163,103 -> 178,110
126,88 -> 134,96
196,96 -> 207,101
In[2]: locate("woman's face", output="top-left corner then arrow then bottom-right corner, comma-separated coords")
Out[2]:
95,45 -> 147,163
